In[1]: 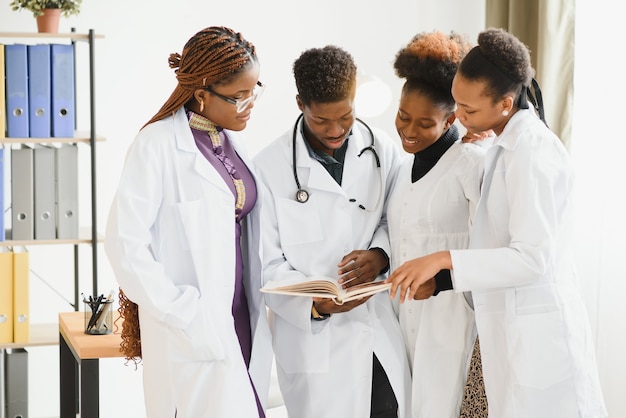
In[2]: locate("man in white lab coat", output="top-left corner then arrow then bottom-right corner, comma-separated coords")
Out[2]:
253,46 -> 411,418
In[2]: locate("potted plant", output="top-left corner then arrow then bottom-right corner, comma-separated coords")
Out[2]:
9,0 -> 83,33
9,0 -> 83,17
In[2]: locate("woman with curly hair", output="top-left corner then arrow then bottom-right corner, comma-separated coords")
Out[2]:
386,30 -> 487,417
387,27 -> 607,417
105,26 -> 272,418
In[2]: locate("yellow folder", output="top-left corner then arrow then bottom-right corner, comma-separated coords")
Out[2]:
12,246 -> 29,343
0,246 -> 13,343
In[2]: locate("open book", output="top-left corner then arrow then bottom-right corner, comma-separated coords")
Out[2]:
260,276 -> 391,305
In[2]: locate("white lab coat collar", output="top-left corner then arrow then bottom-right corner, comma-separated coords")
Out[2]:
493,108 -> 536,151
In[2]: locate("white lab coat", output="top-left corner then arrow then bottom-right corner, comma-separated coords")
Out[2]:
387,140 -> 485,418
450,109 -> 607,418
104,107 -> 273,418
253,118 -> 412,418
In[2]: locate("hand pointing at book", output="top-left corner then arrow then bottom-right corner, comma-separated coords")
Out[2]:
386,251 -> 452,303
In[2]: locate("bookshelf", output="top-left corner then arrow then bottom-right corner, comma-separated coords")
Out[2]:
0,29 -> 103,348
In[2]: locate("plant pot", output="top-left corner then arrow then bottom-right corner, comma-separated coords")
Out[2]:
36,8 -> 61,33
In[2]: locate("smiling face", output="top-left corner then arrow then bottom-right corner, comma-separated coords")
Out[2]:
395,89 -> 455,154
298,95 -> 356,156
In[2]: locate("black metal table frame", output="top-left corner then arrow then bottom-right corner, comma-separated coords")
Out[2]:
59,330 -> 100,418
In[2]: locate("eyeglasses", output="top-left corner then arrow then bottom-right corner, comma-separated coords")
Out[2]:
205,81 -> 264,113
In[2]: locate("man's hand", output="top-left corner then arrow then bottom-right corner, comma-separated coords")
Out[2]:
337,249 -> 388,288
313,294 -> 372,315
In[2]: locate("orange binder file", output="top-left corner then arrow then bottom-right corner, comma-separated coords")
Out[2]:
12,246 -> 29,343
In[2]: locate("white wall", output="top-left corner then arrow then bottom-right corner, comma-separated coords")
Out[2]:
1,1 -> 485,417
4,2 -> 626,418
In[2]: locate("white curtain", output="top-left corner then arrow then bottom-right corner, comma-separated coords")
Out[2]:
571,2 -> 626,417
464,1 -> 623,415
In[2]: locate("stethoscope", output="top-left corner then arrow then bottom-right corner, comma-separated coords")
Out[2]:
292,113 -> 382,212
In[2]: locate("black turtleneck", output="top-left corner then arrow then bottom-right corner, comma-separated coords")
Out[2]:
411,124 -> 459,183
409,124 -> 459,296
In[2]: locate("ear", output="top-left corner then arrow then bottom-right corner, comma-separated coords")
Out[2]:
296,95 -> 307,114
445,113 -> 457,126
501,95 -> 514,114
194,89 -> 211,105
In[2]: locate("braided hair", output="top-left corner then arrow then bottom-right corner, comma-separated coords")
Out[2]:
144,26 -> 257,128
119,27 -> 257,364
394,31 -> 472,113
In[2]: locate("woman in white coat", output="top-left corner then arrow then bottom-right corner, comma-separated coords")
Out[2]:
253,45 -> 411,418
104,27 -> 272,418
387,28 -> 607,418
386,32 -> 488,418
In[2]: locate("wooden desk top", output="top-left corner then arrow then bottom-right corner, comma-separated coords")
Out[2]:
58,311 -> 124,359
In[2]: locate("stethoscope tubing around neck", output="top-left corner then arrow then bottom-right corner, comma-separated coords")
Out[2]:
291,113 -> 382,211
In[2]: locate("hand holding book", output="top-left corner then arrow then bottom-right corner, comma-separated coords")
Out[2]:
337,248 -> 390,287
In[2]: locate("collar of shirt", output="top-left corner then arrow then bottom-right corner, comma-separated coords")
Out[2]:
300,121 -> 351,185
186,109 -> 222,132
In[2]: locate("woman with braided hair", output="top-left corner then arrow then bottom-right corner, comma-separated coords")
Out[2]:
387,27 -> 607,417
105,26 -> 272,418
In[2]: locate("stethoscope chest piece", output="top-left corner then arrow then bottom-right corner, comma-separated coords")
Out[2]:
291,113 -> 378,208
296,189 -> 309,203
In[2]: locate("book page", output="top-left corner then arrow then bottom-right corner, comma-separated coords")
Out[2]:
261,277 -> 391,304
341,281 -> 391,303
260,276 -> 341,299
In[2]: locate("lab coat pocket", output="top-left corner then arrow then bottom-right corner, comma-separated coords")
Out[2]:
170,305 -> 226,362
275,198 -> 324,246
176,193 -> 231,252
175,199 -> 209,252
510,286 -> 571,389
273,317 -> 330,374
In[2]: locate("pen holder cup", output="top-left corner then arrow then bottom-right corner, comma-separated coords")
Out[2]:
83,298 -> 114,335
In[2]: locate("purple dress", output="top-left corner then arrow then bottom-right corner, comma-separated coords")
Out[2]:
187,110 -> 264,417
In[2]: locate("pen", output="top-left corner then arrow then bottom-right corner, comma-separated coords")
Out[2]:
86,293 -> 105,331
94,291 -> 115,332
